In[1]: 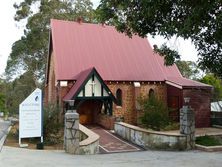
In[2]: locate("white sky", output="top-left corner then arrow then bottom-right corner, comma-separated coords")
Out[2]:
0,0 -> 198,76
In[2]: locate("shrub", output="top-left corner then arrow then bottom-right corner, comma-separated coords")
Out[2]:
139,95 -> 170,131
43,103 -> 63,145
163,122 -> 180,131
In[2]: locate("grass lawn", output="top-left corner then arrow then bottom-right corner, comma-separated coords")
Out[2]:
196,136 -> 222,146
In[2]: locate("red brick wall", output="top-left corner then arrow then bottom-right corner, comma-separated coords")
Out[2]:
45,52 -> 57,104
107,82 -> 167,126
45,62 -> 168,129
183,88 -> 211,128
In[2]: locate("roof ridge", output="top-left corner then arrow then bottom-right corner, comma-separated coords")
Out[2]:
51,19 -> 113,28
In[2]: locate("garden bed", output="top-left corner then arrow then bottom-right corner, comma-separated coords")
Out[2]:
195,135 -> 222,152
4,123 -> 63,150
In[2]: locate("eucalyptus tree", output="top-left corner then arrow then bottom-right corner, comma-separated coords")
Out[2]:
5,0 -> 95,114
6,0 -> 95,84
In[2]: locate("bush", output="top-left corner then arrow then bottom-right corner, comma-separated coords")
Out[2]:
139,95 -> 170,131
163,122 -> 180,131
43,103 -> 63,145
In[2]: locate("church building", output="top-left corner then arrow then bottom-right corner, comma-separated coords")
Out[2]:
45,19 -> 212,129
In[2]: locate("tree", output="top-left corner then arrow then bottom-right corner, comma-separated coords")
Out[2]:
200,74 -> 222,101
4,0 -> 95,114
0,79 -> 6,115
96,1 -> 222,77
4,71 -> 37,115
6,0 -> 95,83
175,60 -> 200,79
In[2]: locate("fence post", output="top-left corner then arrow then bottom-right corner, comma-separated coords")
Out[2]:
64,111 -> 80,154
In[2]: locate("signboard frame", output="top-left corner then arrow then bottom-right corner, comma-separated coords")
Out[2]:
19,88 -> 43,146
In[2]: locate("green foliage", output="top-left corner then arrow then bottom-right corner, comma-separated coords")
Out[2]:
6,0 -> 95,82
139,96 -> 170,131
200,74 -> 222,101
4,71 -> 37,115
196,135 -> 222,146
163,122 -> 180,131
0,93 -> 5,113
154,44 -> 180,66
4,0 -> 96,115
175,60 -> 200,79
0,79 -> 7,115
43,103 -> 63,145
96,1 -> 222,77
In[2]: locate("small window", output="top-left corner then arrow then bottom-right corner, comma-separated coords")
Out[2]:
116,89 -> 122,106
149,89 -> 155,98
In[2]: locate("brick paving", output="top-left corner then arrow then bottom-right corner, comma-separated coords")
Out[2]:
88,126 -> 141,153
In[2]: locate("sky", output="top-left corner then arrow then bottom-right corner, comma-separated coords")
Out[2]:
0,0 -> 198,76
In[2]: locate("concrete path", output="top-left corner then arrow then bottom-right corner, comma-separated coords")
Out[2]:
89,126 -> 141,153
1,146 -> 222,167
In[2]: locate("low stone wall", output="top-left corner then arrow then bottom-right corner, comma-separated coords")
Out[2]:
79,124 -> 100,154
196,144 -> 222,152
96,114 -> 115,130
115,122 -> 187,150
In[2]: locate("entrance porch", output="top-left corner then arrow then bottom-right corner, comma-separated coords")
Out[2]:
63,67 -> 117,129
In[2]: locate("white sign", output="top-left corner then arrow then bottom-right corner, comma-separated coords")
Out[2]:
19,88 -> 43,141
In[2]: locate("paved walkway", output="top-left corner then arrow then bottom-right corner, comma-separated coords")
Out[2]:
1,146 -> 222,167
88,126 -> 141,153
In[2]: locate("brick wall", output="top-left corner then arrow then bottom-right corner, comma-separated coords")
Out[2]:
183,88 -> 211,128
107,82 -> 167,126
45,52 -> 57,104
45,61 -> 168,128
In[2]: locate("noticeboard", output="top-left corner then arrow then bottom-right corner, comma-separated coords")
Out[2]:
19,88 -> 43,140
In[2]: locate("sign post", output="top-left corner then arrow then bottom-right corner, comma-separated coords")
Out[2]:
19,88 -> 43,147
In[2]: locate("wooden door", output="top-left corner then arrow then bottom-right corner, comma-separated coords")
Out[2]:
168,96 -> 180,122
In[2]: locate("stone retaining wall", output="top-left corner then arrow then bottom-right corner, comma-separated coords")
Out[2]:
115,122 -> 187,150
79,124 -> 100,155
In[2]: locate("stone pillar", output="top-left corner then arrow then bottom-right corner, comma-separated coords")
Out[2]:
64,111 -> 80,154
180,99 -> 195,150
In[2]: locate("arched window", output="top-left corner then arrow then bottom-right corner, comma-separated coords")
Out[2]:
116,89 -> 122,106
149,89 -> 155,98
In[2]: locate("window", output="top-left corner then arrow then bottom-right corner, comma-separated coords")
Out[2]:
116,89 -> 122,106
149,89 -> 155,98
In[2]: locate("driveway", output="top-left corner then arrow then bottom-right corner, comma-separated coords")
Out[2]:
0,146 -> 222,167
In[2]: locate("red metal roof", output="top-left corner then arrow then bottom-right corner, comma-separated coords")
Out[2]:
51,19 -> 181,82
63,67 -> 93,101
50,19 -> 211,88
166,77 -> 212,88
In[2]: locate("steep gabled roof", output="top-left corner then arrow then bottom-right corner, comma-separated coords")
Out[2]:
63,67 -> 116,101
50,19 -> 181,82
48,19 -> 211,89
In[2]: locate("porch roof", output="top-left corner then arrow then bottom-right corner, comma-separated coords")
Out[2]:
166,77 -> 212,89
63,67 -> 116,101
63,67 -> 93,101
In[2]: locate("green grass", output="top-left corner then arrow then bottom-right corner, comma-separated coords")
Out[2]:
196,136 -> 222,146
